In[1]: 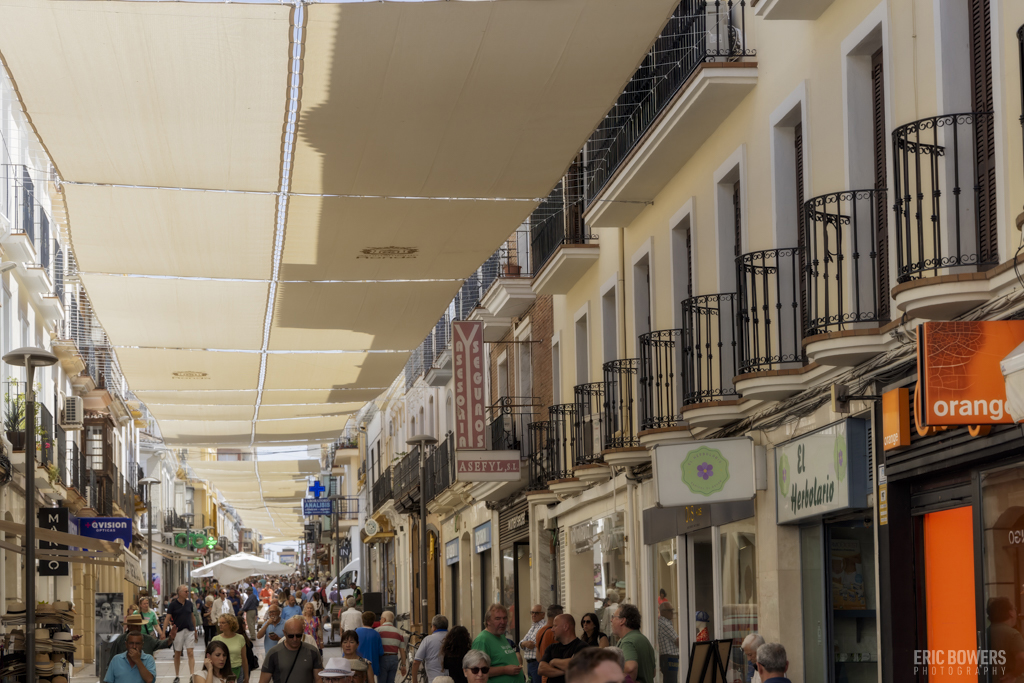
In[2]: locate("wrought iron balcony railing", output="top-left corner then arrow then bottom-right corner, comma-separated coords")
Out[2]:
487,397 -> 537,456
371,465 -> 393,512
336,496 -> 360,521
587,0 -> 755,201
737,248 -> 806,374
425,431 -> 455,503
803,190 -> 889,335
496,226 -> 533,278
639,329 -> 684,431
529,177 -> 593,274
527,421 -> 556,490
892,112 -> 999,282
393,448 -> 420,499
573,382 -> 606,465
603,359 -> 640,449
681,293 -> 740,403
548,403 -> 579,481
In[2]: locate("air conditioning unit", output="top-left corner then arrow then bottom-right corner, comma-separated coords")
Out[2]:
61,396 -> 84,430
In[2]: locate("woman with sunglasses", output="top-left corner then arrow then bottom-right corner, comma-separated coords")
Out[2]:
579,614 -> 609,648
340,630 -> 375,683
441,626 -> 472,683
463,650 -> 491,683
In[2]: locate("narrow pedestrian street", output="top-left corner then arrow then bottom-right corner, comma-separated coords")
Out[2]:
2,1 -> 1024,683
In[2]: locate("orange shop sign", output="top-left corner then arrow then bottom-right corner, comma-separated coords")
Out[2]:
881,388 -> 910,451
918,321 -> 1024,426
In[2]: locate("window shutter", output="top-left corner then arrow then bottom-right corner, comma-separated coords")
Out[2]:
872,48 -> 890,322
970,0 -> 998,266
795,123 -> 808,338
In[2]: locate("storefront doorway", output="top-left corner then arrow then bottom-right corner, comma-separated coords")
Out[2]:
644,502 -> 758,683
801,518 -> 879,683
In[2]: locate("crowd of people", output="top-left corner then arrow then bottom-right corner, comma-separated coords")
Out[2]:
103,580 -> 792,683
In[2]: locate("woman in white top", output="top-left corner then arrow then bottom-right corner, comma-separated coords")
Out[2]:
194,640 -> 235,683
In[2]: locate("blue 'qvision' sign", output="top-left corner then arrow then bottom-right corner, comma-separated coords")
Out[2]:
78,517 -> 132,548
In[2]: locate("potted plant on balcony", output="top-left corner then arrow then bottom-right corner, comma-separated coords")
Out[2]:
3,380 -> 25,451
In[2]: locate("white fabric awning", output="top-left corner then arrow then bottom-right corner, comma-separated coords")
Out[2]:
0,0 -> 680,446
186,459 -> 321,540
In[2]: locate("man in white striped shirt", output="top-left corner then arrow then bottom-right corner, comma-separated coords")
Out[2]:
519,604 -> 546,683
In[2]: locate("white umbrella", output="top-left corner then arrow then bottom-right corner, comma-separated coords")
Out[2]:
191,552 -> 294,584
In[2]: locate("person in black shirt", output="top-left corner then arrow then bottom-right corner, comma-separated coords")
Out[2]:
538,615 -> 585,683
578,614 -> 608,648
162,585 -> 196,683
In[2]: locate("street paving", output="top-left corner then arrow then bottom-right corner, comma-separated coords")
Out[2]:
74,634 -> 346,683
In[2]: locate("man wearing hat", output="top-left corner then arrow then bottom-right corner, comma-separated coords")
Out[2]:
112,615 -> 177,657
104,632 -> 156,683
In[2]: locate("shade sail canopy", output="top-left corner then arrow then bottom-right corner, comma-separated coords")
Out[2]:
186,459 -> 321,541
0,0 -> 680,446
192,552 -> 294,584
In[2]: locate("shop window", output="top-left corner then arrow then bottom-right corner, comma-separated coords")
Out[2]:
690,528 -> 715,644
982,465 -> 1024,680
720,519 -> 757,681
655,538 -> 680,682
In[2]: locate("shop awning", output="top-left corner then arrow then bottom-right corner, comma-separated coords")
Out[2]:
0,0 -> 680,447
0,519 -> 126,567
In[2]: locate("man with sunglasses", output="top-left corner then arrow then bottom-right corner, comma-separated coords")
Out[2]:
260,616 -> 324,683
519,605 -> 546,683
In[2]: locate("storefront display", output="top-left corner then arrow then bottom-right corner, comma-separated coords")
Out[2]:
785,417 -> 876,683
499,499 -> 530,642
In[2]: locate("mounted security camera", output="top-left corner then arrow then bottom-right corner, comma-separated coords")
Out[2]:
0,262 -> 18,274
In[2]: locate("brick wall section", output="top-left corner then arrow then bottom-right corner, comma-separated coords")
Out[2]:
487,294 -> 554,424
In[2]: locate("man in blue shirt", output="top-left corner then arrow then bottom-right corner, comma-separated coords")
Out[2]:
281,592 -> 303,621
755,643 -> 792,683
356,610 -> 385,676
104,633 -> 156,683
257,604 -> 287,652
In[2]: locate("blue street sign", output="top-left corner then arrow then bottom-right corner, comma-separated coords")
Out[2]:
302,498 -> 333,516
309,481 -> 326,499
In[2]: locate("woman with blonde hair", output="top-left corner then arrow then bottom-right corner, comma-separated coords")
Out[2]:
212,614 -> 248,681
303,601 -> 324,654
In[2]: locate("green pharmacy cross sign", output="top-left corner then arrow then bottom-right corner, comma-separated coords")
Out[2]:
174,530 -> 217,551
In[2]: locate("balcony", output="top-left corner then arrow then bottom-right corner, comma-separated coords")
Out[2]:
602,359 -> 646,456
546,403 -> 588,496
371,465 -> 393,512
163,508 -> 188,532
425,431 -> 454,502
892,112 -> 1000,319
680,293 -> 747,427
755,0 -> 837,21
487,397 -> 536,454
477,229 -> 536,337
585,0 -> 757,228
0,164 -> 41,264
572,382 -> 612,480
530,179 -> 598,296
735,248 -> 812,401
802,190 -> 897,366
393,449 -> 422,515
524,421 -> 558,504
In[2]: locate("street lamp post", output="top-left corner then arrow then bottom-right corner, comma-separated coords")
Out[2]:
138,476 -> 160,598
4,347 -> 58,683
407,434 -> 437,634
181,512 -> 195,586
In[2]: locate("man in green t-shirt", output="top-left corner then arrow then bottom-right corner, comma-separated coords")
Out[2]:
611,604 -> 656,683
472,604 -> 525,683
